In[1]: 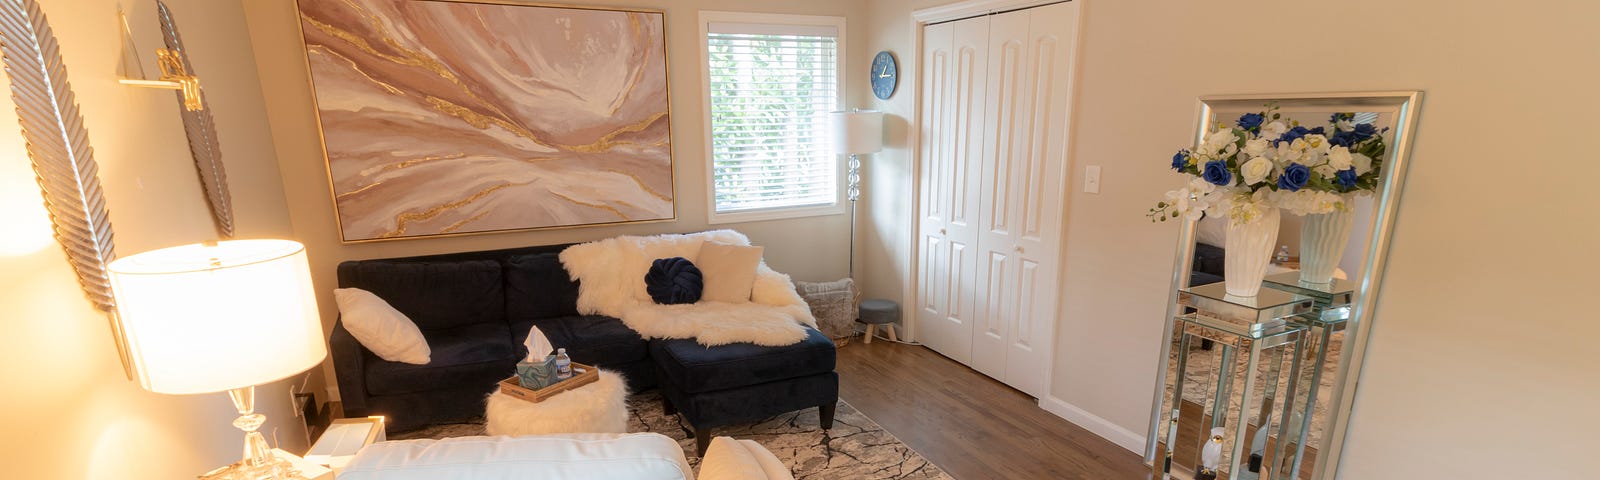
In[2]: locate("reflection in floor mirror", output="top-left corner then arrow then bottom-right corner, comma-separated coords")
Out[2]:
1145,92 -> 1422,480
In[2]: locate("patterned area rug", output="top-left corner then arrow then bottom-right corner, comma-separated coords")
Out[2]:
391,390 -> 951,479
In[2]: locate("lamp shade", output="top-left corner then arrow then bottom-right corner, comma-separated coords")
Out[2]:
108,239 -> 325,395
829,110 -> 884,155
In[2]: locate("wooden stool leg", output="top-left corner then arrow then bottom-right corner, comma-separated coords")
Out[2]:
885,323 -> 899,342
863,324 -> 875,344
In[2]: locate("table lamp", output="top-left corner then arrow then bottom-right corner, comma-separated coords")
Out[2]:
828,109 -> 883,279
109,239 -> 326,479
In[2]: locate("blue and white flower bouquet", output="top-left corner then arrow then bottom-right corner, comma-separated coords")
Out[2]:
1149,105 -> 1387,224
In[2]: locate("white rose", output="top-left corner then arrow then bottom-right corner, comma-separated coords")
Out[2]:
1304,134 -> 1328,150
1327,146 -> 1353,171
1353,153 -> 1374,175
1313,164 -> 1337,178
1243,138 -> 1271,157
1260,121 -> 1288,141
1240,156 -> 1273,185
1205,129 -> 1238,150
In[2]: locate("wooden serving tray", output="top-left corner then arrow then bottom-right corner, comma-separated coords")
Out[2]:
498,362 -> 598,404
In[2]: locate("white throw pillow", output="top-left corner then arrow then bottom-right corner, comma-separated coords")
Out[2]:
333,288 -> 430,365
696,243 -> 764,303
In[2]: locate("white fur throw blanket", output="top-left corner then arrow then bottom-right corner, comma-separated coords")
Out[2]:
559,230 -> 818,347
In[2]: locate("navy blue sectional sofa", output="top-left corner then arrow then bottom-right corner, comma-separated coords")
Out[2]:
330,243 -> 837,451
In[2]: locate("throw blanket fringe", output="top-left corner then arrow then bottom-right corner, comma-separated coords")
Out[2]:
560,230 -> 818,346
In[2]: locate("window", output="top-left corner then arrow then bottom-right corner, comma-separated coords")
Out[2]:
701,12 -> 846,223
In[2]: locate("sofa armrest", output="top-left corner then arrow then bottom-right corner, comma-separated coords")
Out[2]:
699,437 -> 793,480
329,318 -> 369,414
341,433 -> 694,480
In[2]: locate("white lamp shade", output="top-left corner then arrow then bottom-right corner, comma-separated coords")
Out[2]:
829,110 -> 884,155
109,239 -> 326,395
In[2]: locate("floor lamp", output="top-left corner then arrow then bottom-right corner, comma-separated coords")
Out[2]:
109,239 -> 327,479
829,110 -> 883,279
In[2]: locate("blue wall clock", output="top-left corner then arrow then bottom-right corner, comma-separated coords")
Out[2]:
871,50 -> 898,100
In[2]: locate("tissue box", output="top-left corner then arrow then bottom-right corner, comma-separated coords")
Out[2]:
516,355 -> 559,389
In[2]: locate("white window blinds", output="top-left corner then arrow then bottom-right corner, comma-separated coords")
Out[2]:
707,22 -> 840,215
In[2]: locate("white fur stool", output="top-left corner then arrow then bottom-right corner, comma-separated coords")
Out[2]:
486,370 -> 629,435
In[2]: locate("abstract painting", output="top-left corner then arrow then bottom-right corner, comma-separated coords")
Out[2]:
297,0 -> 674,242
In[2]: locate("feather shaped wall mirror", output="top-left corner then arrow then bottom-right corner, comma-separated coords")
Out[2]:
0,0 -> 130,378
119,1 -> 234,238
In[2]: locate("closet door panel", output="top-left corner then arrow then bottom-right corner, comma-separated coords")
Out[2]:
972,8 -> 1029,380
915,21 -> 972,364
1003,1 -> 1080,399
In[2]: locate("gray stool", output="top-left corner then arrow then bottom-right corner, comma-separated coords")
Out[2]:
858,299 -> 900,344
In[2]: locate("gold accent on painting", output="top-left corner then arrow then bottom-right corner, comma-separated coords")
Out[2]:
381,181 -> 531,238
551,191 -> 630,220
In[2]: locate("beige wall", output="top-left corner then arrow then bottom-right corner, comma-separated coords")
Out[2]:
864,0 -> 1598,478
0,0 -> 307,478
240,0 -> 872,395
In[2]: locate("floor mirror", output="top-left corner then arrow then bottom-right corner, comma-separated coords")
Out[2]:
1144,91 -> 1422,480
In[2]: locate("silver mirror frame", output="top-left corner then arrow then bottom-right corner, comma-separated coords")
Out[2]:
1142,91 -> 1423,480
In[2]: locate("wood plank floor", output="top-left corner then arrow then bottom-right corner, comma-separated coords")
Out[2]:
837,339 -> 1150,480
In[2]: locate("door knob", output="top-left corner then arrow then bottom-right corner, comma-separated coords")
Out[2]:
1015,245 -> 1024,253
940,228 -> 947,235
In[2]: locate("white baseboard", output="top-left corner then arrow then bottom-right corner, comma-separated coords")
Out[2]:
1039,396 -> 1146,454
326,385 -> 341,403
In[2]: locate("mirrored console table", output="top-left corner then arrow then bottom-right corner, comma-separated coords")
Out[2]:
1155,282 -> 1313,480
1259,273 -> 1356,478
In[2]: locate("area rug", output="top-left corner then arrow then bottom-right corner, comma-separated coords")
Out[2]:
391,390 -> 952,480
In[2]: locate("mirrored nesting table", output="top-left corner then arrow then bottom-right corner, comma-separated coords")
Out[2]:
1156,282 -> 1313,480
1259,272 -> 1356,479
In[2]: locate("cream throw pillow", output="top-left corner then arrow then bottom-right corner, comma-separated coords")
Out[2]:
334,288 -> 431,365
696,243 -> 764,303
699,437 -> 794,480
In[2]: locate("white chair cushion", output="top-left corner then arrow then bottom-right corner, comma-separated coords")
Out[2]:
333,288 -> 430,364
339,433 -> 693,480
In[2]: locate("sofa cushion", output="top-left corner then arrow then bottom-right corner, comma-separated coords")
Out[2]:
339,259 -> 504,331
514,315 -> 648,366
339,433 -> 693,480
650,328 -> 835,394
505,253 -> 581,320
366,323 -> 516,396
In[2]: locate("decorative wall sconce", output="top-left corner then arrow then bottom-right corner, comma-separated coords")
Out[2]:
0,0 -> 130,378
121,2 -> 235,238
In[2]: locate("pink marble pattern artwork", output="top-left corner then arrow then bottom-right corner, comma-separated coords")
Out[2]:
298,0 -> 673,241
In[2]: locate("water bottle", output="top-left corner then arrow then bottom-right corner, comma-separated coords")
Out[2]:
1275,245 -> 1291,264
555,348 -> 573,380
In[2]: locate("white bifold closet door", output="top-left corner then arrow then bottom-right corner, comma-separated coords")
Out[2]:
916,1 -> 1079,399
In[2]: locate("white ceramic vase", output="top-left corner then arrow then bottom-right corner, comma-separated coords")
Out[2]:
1223,207 -> 1280,297
1299,208 -> 1355,284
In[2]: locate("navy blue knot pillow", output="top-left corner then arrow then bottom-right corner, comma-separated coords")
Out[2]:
645,257 -> 703,305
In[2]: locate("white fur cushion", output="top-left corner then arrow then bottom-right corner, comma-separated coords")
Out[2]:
340,433 -> 693,480
700,437 -> 794,480
486,371 -> 628,435
561,230 -> 752,317
696,243 -> 764,303
333,288 -> 430,364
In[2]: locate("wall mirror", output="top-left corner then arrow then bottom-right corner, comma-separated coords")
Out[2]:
1145,92 -> 1421,480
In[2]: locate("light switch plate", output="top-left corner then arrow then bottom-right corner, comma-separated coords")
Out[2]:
1084,165 -> 1102,194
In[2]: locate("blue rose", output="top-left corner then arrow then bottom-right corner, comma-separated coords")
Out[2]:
1201,160 -> 1232,186
1276,126 -> 1310,146
1350,123 -> 1378,141
1171,150 -> 1189,171
1307,126 -> 1326,136
1277,163 -> 1310,191
1236,113 -> 1265,132
1329,112 -> 1354,124
1335,168 -> 1359,190
1328,131 -> 1358,147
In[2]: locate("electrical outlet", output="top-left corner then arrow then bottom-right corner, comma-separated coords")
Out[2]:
1084,165 -> 1102,194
